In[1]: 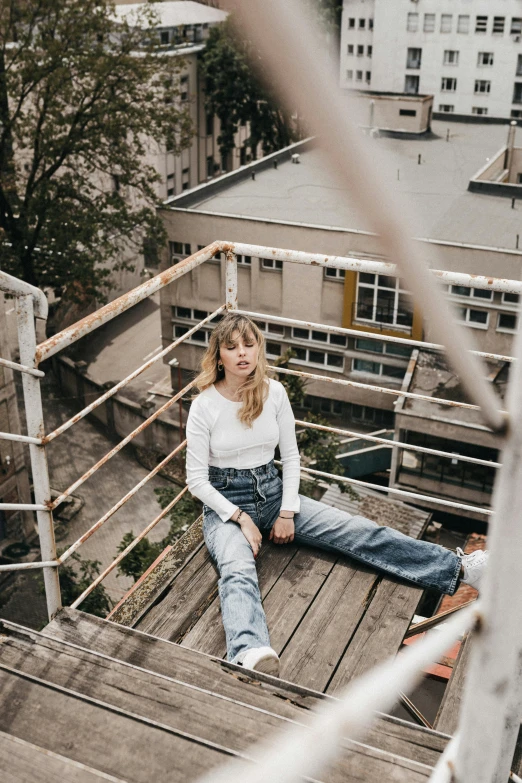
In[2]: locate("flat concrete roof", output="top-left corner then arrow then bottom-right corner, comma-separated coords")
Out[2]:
181,120 -> 520,251
403,350 -> 508,429
115,1 -> 228,27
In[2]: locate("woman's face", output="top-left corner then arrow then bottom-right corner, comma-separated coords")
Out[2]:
219,329 -> 259,380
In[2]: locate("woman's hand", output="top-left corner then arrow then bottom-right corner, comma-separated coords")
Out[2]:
236,512 -> 263,559
269,514 -> 295,545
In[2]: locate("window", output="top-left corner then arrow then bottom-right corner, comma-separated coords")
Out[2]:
457,15 -> 470,34
324,267 -> 345,281
493,17 -> 505,35
511,18 -> 522,36
290,347 -> 344,372
502,292 -> 520,305
166,173 -> 175,197
348,17 -> 355,29
441,15 -> 452,34
472,107 -> 488,116
449,285 -> 492,300
351,404 -> 394,428
236,255 -> 251,265
511,109 -> 522,118
367,45 -> 372,58
369,18 -> 374,31
346,70 -> 354,80
352,359 -> 404,379
266,342 -> 282,358
478,52 -> 494,67
347,44 -> 354,55
169,241 -> 191,258
174,325 -> 209,345
513,83 -> 522,104
255,320 -> 285,337
205,113 -> 214,136
406,48 -> 422,69
355,273 -> 413,329
357,44 -> 364,56
475,16 -> 488,34
356,70 -> 363,82
359,18 -> 366,29
206,156 -> 214,178
439,104 -> 455,113
455,307 -> 489,328
517,55 -> 522,77
497,313 -> 518,332
407,13 -> 419,33
174,305 -> 207,320
292,326 -> 348,348
262,258 -> 283,271
443,50 -> 459,66
475,80 -> 491,94
355,338 -> 411,358
405,74 -> 419,95
366,71 -> 371,83
160,30 -> 169,46
399,109 -> 417,117
441,77 -> 457,92
423,14 -> 435,33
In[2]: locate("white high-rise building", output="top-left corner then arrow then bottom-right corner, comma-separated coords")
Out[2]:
340,1 -> 522,119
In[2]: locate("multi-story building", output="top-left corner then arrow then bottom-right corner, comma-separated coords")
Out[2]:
340,0 -> 522,120
158,119 -> 521,516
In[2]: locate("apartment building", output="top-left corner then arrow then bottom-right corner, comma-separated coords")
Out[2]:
158,121 -> 521,448
341,0 -> 522,119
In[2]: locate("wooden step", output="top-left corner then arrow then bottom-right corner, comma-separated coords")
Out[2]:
0,662 -> 227,782
44,609 -> 450,770
0,730 -> 128,783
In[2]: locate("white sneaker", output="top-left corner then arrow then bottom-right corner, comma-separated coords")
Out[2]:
457,548 -> 489,592
241,646 -> 280,677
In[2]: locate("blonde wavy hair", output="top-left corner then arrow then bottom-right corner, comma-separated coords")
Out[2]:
194,313 -> 269,426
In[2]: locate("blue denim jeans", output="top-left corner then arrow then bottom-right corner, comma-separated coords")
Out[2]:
203,460 -> 462,664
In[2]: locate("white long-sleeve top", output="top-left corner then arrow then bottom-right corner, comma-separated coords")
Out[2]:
186,379 -> 301,521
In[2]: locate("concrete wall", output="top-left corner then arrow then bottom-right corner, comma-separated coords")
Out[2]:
352,92 -> 433,134
53,357 -> 182,457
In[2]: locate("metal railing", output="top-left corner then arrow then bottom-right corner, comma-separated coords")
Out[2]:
1,242 -> 520,781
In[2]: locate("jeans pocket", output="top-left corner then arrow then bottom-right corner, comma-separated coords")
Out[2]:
210,477 -> 229,491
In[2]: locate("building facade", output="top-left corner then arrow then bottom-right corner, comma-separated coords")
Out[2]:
341,0 -> 522,119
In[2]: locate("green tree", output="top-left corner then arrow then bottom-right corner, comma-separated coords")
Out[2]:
38,551 -> 113,617
116,490 -> 202,582
274,349 -> 348,497
200,17 -> 299,165
0,0 -> 193,299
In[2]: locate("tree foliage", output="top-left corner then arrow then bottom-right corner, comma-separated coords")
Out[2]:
200,17 -> 300,163
38,551 -> 113,617
116,490 -> 202,582
0,0 -> 193,298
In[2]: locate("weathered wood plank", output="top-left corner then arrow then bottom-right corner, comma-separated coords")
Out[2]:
434,632 -> 473,735
327,578 -> 422,694
136,545 -> 218,641
262,548 -> 337,654
280,560 -> 378,691
43,611 -> 448,769
0,730 -> 128,783
0,635 -> 438,783
182,542 -> 298,656
0,666 -> 227,783
0,628 -> 298,756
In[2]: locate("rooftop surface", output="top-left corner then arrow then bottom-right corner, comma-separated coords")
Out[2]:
114,1 -> 227,27
184,120 -> 520,251
403,349 -> 508,428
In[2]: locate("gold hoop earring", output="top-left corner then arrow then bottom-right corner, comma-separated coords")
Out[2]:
217,361 -> 224,371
